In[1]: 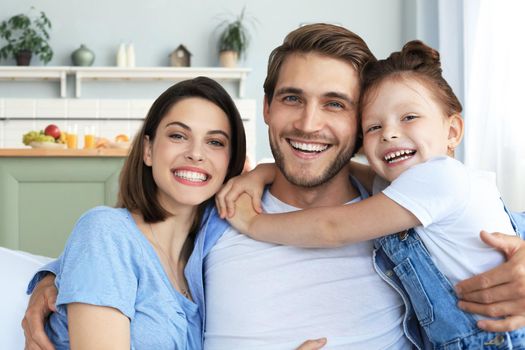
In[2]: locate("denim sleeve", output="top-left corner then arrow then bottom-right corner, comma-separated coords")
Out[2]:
510,211 -> 525,238
26,258 -> 61,294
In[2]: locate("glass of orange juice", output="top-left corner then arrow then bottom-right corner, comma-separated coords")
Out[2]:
84,126 -> 96,149
66,125 -> 78,149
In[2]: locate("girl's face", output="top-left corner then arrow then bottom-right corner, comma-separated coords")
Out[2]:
144,97 -> 231,212
362,78 -> 462,182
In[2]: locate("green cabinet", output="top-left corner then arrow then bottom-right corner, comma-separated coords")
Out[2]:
0,156 -> 125,257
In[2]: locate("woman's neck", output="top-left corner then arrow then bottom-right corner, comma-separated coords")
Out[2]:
133,209 -> 195,263
133,210 -> 196,299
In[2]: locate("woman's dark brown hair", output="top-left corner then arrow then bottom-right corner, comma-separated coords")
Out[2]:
117,77 -> 246,238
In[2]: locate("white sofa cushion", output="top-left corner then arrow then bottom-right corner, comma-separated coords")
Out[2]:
0,247 -> 52,349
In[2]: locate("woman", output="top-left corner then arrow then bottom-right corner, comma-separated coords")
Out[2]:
42,77 -> 246,349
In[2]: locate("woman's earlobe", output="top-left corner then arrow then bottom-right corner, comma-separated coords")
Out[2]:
144,135 -> 153,166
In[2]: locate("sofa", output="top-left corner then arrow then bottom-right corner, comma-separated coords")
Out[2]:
0,247 -> 52,349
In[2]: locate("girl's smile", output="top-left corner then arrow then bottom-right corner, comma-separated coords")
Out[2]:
362,78 -> 462,182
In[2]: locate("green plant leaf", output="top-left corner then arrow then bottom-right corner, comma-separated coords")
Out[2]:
0,8 -> 53,64
215,5 -> 256,60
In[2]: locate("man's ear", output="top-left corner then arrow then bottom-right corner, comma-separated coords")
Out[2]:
263,95 -> 271,125
447,113 -> 464,155
143,135 -> 153,166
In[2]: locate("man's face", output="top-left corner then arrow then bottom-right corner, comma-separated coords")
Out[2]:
264,52 -> 360,187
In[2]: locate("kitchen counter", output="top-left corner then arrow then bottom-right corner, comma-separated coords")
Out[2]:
0,148 -> 129,157
0,149 -> 127,256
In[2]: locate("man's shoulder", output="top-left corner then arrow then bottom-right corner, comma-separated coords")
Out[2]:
348,175 -> 370,199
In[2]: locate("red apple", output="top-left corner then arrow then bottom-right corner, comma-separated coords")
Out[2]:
44,124 -> 61,139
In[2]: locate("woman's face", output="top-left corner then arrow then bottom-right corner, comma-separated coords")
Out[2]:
144,97 -> 231,212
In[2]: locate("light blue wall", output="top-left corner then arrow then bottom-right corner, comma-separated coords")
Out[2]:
1,0 -> 408,161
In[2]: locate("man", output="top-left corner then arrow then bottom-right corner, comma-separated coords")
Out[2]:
24,24 -> 525,349
203,24 -> 525,349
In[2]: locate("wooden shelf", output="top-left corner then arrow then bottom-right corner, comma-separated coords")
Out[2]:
0,66 -> 251,98
0,67 -> 68,97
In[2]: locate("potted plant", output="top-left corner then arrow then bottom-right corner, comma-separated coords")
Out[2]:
0,8 -> 53,66
216,7 -> 256,68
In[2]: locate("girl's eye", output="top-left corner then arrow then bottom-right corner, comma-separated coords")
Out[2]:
402,115 -> 418,121
365,125 -> 381,133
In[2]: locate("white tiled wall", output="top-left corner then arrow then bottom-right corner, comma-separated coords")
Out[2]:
234,99 -> 256,164
0,98 -> 256,161
34,100 -> 67,119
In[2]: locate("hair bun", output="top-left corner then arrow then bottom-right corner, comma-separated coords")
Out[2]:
400,40 -> 441,70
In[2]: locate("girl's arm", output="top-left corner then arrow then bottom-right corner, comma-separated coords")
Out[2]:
68,303 -> 130,350
216,162 -> 277,218
229,193 -> 421,248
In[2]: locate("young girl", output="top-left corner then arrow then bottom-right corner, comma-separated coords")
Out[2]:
223,41 -> 525,348
40,77 -> 247,349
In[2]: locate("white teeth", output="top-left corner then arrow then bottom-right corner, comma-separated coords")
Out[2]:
174,170 -> 208,182
384,149 -> 416,162
289,140 -> 328,152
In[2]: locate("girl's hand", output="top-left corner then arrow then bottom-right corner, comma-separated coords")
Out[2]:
216,163 -> 276,218
226,193 -> 260,234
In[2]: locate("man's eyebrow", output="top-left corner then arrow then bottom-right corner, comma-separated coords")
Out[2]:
165,121 -> 230,139
274,87 -> 303,96
275,87 -> 355,106
324,92 -> 356,106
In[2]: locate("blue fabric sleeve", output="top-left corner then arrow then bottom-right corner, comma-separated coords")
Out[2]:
26,258 -> 61,294
511,211 -> 525,238
55,207 -> 141,319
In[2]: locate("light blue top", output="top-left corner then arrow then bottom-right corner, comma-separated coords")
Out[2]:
43,206 -> 202,350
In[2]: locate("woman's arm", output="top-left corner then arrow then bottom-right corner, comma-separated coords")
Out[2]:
68,303 -> 130,350
229,192 -> 420,248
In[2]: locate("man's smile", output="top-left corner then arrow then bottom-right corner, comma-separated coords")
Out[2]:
287,139 -> 330,154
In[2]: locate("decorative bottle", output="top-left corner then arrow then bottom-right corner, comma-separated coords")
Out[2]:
116,43 -> 127,67
126,43 -> 135,67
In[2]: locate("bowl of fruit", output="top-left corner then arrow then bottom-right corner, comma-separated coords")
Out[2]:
23,124 -> 67,149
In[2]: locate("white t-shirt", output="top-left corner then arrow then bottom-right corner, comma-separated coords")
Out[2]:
204,190 -> 410,350
383,156 -> 515,286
